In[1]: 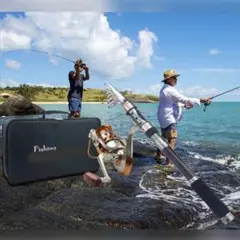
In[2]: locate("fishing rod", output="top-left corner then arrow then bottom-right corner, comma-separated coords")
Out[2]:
0,48 -> 75,63
104,83 -> 235,225
204,85 -> 240,111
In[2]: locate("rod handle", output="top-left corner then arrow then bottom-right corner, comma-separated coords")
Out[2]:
191,178 -> 235,225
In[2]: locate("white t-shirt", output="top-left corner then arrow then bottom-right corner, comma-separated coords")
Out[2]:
157,84 -> 201,128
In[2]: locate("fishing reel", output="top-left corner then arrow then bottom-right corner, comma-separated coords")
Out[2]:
203,101 -> 211,112
87,124 -> 138,183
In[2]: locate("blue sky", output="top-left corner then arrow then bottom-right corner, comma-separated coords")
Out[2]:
1,7 -> 240,101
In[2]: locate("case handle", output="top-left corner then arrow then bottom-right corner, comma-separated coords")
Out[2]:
41,110 -> 69,119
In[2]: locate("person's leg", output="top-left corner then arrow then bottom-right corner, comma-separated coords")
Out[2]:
69,98 -> 81,118
155,124 -> 177,165
68,98 -> 74,117
72,98 -> 82,118
163,124 -> 177,166
154,129 -> 168,163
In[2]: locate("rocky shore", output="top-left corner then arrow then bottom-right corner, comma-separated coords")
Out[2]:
0,95 -> 239,234
0,141 -> 201,233
0,95 -> 44,117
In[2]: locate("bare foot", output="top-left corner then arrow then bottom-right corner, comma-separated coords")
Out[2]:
154,154 -> 164,164
166,163 -> 175,169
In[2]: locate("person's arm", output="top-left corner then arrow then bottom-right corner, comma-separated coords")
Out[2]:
184,103 -> 194,109
68,71 -> 75,80
168,87 -> 210,106
75,67 -> 80,81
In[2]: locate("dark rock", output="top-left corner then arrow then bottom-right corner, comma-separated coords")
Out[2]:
0,95 -> 44,116
0,140 -> 199,233
0,187 -> 197,232
0,138 -> 239,233
0,164 -> 82,219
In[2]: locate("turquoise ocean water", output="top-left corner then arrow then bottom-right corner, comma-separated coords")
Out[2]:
41,102 -> 240,156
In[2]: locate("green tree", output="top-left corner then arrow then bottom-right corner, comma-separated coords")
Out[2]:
14,84 -> 38,101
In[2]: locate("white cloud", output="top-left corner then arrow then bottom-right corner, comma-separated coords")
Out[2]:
0,79 -> 20,88
0,78 -> 64,88
149,84 -> 161,95
120,87 -> 133,92
179,85 -> 219,98
147,84 -> 221,98
27,82 -> 69,88
27,83 -> 54,88
1,12 -> 158,80
49,58 -> 58,66
136,28 -> 158,68
209,48 -> 220,55
5,59 -> 21,70
0,29 -> 32,51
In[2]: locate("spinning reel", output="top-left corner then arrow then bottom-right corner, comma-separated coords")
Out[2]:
87,124 -> 138,183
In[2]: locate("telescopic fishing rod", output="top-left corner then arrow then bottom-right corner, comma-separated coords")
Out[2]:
104,83 -> 235,226
0,48 -> 75,63
0,48 -> 79,87
204,85 -> 240,111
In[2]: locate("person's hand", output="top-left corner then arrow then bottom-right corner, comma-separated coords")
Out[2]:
200,97 -> 212,104
74,63 -> 80,72
184,103 -> 194,109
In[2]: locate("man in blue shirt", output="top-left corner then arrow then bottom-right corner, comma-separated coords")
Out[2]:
68,59 -> 90,118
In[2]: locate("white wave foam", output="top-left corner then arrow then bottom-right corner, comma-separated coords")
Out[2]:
195,219 -> 219,230
137,138 -> 240,171
222,190 -> 240,207
189,151 -> 240,171
226,191 -> 240,201
137,168 -> 240,230
182,141 -> 199,147
137,168 -> 208,210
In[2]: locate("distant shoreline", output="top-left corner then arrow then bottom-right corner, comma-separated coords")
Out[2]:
33,101 -> 157,104
0,101 -> 157,104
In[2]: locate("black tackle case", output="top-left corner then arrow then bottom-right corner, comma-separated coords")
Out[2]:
0,112 -> 101,185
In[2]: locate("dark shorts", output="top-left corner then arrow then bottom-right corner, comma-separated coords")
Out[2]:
68,97 -> 82,113
161,123 -> 177,139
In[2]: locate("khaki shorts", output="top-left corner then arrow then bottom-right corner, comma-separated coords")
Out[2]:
161,123 -> 178,140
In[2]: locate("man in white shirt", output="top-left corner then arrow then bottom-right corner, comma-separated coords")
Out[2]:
156,69 -> 211,167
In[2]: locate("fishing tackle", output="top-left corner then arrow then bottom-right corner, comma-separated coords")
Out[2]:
104,82 -> 235,225
204,85 -> 240,111
87,124 -> 137,183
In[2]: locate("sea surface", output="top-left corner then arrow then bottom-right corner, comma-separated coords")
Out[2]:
41,102 -> 240,158
40,102 -> 240,229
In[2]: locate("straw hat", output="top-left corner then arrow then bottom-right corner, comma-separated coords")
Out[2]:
162,69 -> 180,82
